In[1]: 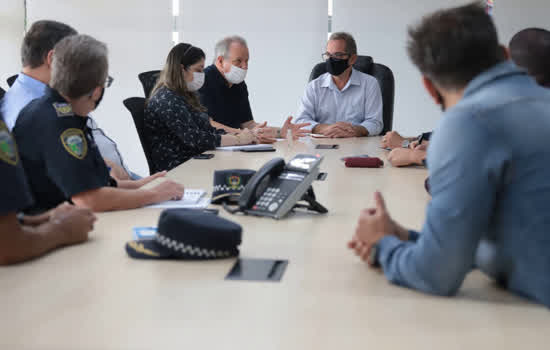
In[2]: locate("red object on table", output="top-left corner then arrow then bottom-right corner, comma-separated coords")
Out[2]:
345,157 -> 384,168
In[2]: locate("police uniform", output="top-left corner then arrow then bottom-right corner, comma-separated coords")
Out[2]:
0,117 -> 34,215
13,86 -> 115,212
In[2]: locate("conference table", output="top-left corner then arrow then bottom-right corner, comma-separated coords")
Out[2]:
1,136 -> 550,349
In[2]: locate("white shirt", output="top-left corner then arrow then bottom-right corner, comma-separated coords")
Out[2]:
295,68 -> 383,136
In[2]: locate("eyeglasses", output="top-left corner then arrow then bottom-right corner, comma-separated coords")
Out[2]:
322,52 -> 350,61
104,75 -> 114,88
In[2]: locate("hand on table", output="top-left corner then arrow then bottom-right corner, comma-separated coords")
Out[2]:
238,128 -> 258,145
54,205 -> 96,246
152,180 -> 185,202
387,147 -> 426,167
252,122 -> 276,144
322,122 -> 358,138
380,131 -> 406,149
280,116 -> 310,140
347,192 -> 404,266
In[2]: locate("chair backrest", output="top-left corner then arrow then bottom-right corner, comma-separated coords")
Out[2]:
7,74 -> 18,87
138,70 -> 161,99
308,55 -> 395,134
0,86 -> 5,100
122,97 -> 155,175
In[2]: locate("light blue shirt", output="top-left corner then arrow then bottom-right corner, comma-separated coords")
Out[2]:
1,73 -> 46,131
3,73 -> 141,179
376,62 -> 550,308
295,68 -> 383,136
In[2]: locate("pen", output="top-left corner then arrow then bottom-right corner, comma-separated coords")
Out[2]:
416,134 -> 425,148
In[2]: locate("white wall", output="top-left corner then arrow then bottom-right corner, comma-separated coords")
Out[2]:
4,0 -> 550,174
332,0 -> 550,137
26,0 -> 173,175
493,0 -> 550,44
180,0 -> 328,128
0,0 -> 24,91
332,0 -> 472,137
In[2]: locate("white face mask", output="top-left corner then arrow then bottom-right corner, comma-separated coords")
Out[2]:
224,64 -> 247,84
186,71 -> 205,91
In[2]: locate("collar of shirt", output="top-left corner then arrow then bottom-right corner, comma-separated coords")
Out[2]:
463,61 -> 526,98
321,68 -> 361,93
15,73 -> 47,96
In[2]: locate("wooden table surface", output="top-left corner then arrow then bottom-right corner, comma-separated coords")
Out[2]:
1,137 -> 549,350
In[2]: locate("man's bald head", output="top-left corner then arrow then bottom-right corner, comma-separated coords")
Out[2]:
509,28 -> 550,88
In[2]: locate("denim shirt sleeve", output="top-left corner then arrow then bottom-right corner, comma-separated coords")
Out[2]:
376,109 -> 507,296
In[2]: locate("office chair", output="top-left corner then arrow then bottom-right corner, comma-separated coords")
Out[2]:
7,74 -> 18,87
309,55 -> 395,134
138,70 -> 160,99
123,97 -> 155,175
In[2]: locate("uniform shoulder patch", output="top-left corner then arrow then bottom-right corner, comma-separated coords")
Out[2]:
60,128 -> 88,159
53,102 -> 74,117
0,121 -> 19,166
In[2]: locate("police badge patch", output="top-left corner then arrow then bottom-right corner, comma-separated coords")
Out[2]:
60,128 -> 88,159
0,121 -> 19,166
53,102 -> 74,117
227,175 -> 242,190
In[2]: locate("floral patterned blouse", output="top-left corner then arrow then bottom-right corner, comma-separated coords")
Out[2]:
144,86 -> 224,171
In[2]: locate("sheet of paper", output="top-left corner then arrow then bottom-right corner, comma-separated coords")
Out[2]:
310,133 -> 329,138
216,144 -> 274,151
144,189 -> 210,209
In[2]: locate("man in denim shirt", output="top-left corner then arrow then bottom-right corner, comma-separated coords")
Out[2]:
348,3 -> 550,307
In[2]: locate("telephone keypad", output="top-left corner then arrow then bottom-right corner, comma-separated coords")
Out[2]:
254,187 -> 290,212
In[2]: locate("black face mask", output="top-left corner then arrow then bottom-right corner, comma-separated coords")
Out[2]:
94,87 -> 105,110
326,57 -> 350,76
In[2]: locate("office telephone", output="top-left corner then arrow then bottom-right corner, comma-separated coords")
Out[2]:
228,154 -> 328,219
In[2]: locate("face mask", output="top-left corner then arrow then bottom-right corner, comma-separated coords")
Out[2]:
94,87 -> 105,110
186,71 -> 205,91
224,64 -> 247,84
326,57 -> 350,76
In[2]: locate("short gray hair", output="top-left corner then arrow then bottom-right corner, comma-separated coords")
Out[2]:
329,32 -> 357,56
213,35 -> 248,62
50,34 -> 108,99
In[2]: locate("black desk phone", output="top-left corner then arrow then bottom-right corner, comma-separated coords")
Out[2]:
231,154 -> 328,219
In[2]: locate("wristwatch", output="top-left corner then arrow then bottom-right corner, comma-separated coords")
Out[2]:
401,140 -> 410,148
368,242 -> 380,267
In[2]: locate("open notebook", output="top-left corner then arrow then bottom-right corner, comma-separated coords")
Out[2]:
145,189 -> 210,209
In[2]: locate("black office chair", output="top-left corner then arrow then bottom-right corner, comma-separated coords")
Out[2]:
138,70 -> 160,99
0,86 -> 5,100
309,55 -> 395,134
7,74 -> 18,87
123,97 -> 155,175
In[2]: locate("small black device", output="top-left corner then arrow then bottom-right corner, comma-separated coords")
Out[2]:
226,154 -> 328,219
316,144 -> 339,149
193,153 -> 215,159
240,148 -> 276,153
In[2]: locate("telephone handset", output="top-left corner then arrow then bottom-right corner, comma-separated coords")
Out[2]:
238,158 -> 286,210
234,154 -> 328,219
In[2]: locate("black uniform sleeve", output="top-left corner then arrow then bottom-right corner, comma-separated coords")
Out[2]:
0,122 -> 34,215
43,117 -> 111,199
238,83 -> 254,125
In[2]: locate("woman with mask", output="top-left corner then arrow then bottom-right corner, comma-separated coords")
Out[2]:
145,43 -> 256,171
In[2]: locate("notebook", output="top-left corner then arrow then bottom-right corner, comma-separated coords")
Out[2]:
145,189 -> 210,209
